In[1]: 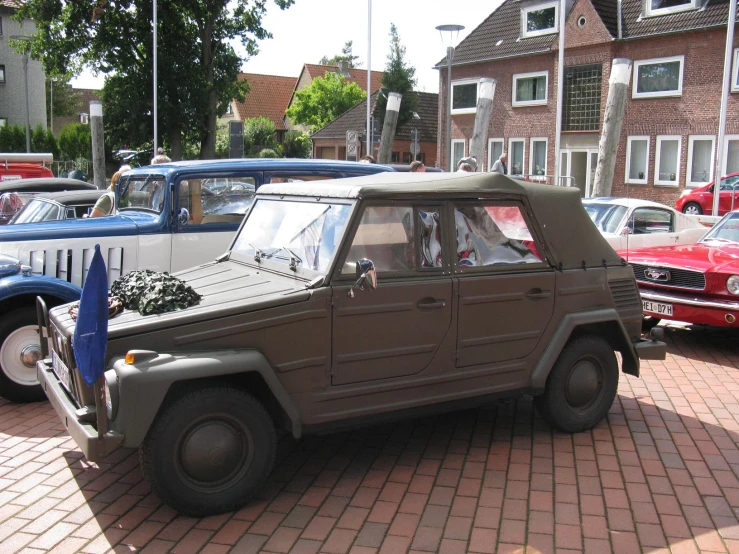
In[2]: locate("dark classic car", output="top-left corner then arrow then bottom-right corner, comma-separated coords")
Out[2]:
38,172 -> 665,516
10,190 -> 105,224
0,178 -> 95,224
621,210 -> 739,328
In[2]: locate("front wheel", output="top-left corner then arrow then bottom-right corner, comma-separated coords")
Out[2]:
140,386 -> 276,517
0,308 -> 46,403
534,335 -> 618,433
682,202 -> 703,215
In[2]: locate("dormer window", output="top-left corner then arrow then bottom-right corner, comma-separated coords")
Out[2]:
521,1 -> 559,39
645,0 -> 699,18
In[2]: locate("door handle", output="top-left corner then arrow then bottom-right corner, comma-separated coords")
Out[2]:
417,298 -> 446,310
526,289 -> 552,300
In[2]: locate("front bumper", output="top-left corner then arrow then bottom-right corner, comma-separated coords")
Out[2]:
37,358 -> 123,463
640,289 -> 739,327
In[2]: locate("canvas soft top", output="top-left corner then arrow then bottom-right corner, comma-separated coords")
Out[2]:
258,172 -> 623,270
0,178 -> 95,193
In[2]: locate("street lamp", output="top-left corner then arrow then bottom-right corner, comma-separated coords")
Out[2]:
49,77 -> 59,135
10,35 -> 33,153
435,24 -> 464,172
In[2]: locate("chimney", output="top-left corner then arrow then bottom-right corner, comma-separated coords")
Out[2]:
337,60 -> 351,77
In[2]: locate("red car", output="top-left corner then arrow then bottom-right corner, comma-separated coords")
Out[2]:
675,172 -> 739,215
619,211 -> 739,327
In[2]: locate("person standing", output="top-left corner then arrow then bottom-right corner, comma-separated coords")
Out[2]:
151,147 -> 172,165
410,160 -> 426,172
490,152 -> 507,175
89,170 -> 124,218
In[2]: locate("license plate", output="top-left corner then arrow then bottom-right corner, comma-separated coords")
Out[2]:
52,351 -> 73,392
643,300 -> 673,316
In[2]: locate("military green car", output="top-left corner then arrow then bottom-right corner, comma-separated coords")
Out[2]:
37,172 -> 665,516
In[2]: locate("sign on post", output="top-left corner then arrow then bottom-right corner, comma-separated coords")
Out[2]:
346,130 -> 358,161
229,121 -> 244,159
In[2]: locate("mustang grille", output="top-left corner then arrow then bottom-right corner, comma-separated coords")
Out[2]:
608,278 -> 642,318
630,263 -> 706,290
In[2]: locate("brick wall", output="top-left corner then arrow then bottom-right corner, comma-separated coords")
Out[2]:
312,137 -> 437,166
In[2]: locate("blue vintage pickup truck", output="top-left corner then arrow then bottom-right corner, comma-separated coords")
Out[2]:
0,159 -> 393,402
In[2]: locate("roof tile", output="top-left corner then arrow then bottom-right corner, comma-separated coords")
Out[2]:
234,73 -> 297,130
303,64 -> 383,93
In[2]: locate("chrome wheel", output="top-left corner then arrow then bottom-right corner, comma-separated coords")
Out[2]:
683,203 -> 702,215
0,324 -> 41,387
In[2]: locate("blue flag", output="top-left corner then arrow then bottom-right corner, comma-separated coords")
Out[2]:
73,245 -> 109,386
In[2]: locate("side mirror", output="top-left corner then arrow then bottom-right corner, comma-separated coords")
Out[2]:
348,258 -> 377,298
178,207 -> 190,226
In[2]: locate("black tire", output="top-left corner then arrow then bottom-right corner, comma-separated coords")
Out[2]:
0,308 -> 46,403
642,317 -> 661,332
682,202 -> 703,215
534,335 -> 618,433
140,386 -> 276,517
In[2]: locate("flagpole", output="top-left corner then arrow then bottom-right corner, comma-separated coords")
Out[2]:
367,0 -> 372,156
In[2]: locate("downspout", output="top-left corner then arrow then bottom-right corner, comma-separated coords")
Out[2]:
617,0 -> 623,40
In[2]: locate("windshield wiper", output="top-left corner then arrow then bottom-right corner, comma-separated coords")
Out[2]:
247,243 -> 264,263
264,246 -> 302,271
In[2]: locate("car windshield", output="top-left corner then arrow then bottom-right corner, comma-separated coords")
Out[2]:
232,198 -> 354,274
10,199 -> 61,224
583,203 -> 628,234
701,212 -> 739,244
118,175 -> 167,213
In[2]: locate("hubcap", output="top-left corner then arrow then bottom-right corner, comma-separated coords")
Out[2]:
685,205 -> 700,215
176,416 -> 253,492
0,325 -> 41,386
565,358 -> 603,409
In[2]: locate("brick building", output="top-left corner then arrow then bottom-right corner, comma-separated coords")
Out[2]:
51,88 -> 100,137
438,0 -> 739,206
311,91 -> 438,166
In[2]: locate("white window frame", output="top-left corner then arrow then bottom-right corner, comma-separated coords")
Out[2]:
732,49 -> 739,93
80,113 -> 89,124
529,137 -> 548,181
451,79 -> 479,115
644,0 -> 698,18
0,65 -> 5,84
521,1 -> 559,38
686,135 -> 715,188
452,139 -> 466,169
723,134 -> 739,176
654,135 -> 682,187
0,118 -> 6,127
512,71 -> 548,107
625,136 -> 650,185
632,56 -> 684,99
508,138 -> 526,176
488,138 -> 504,171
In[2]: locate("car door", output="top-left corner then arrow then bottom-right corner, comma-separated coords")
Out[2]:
453,201 -> 555,368
331,203 -> 453,386
170,174 -> 260,272
719,176 -> 739,215
623,206 -> 678,248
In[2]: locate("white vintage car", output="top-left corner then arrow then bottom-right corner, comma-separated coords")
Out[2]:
582,197 -> 708,251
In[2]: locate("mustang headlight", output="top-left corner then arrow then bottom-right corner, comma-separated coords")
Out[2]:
727,275 -> 739,295
104,370 -> 119,420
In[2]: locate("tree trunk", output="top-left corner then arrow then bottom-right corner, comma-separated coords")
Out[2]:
170,126 -> 182,161
199,15 -> 218,159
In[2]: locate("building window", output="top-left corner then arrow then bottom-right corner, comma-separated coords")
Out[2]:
225,102 -> 232,115
562,64 -> 602,131
521,1 -> 558,38
530,138 -> 547,180
0,65 -> 5,84
732,49 -> 739,93
391,151 -> 400,163
488,138 -> 504,171
0,118 -> 6,127
645,0 -> 698,18
402,152 -> 413,164
452,79 -> 478,114
655,135 -> 681,186
0,17 -> 3,36
509,139 -> 525,176
452,139 -> 466,169
512,71 -> 548,107
687,136 -> 715,187
625,136 -> 650,185
80,113 -> 89,124
633,56 -> 684,99
724,135 -> 739,176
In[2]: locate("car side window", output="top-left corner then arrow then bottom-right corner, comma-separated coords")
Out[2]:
266,173 -> 337,183
341,206 -> 414,275
453,203 -> 542,268
629,207 -> 674,234
178,177 -> 256,226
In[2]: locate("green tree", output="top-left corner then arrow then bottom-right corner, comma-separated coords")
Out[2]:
18,0 -> 294,160
58,123 -> 91,161
0,125 -> 26,153
282,130 -> 311,158
31,125 -> 59,158
46,78 -> 79,130
375,24 -> 418,131
286,72 -> 365,130
243,117 -> 277,156
319,40 -> 361,68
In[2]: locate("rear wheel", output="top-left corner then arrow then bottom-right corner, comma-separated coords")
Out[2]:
534,335 -> 618,433
140,386 -> 276,517
0,308 -> 46,403
682,202 -> 703,215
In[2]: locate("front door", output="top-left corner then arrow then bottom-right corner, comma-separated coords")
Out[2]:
718,175 -> 739,215
562,150 -> 598,197
452,201 -> 555,368
331,204 -> 453,386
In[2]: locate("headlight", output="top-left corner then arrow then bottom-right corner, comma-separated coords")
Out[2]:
680,189 -> 693,197
728,275 -> 739,295
104,370 -> 119,420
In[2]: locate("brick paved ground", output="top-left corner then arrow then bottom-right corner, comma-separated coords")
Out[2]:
2,324 -> 739,553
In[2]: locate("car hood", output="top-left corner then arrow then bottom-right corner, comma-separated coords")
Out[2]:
50,260 -> 311,339
622,242 -> 739,272
0,210 -> 160,242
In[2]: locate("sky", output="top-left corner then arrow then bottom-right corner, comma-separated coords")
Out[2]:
70,0 -> 501,92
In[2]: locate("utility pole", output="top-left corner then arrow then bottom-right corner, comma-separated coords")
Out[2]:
469,78 -> 496,171
592,58 -> 632,197
378,93 -> 402,164
90,101 -> 106,190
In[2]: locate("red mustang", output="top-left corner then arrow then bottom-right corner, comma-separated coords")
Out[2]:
618,211 -> 739,328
